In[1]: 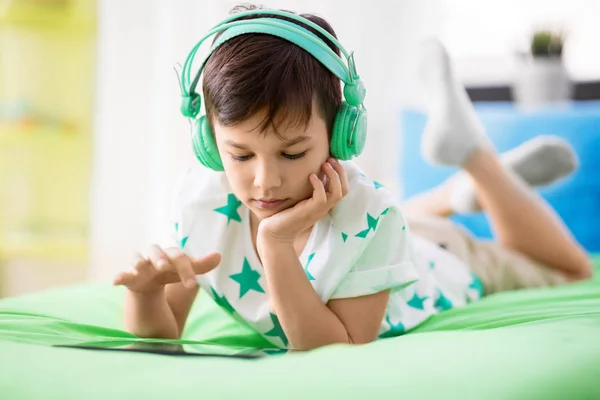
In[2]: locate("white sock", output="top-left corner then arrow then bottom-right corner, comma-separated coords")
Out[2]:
418,37 -> 491,166
449,136 -> 579,214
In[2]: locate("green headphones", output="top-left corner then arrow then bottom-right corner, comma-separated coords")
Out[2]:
179,9 -> 367,171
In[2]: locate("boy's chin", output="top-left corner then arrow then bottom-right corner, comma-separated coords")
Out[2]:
250,206 -> 281,220
248,208 -> 282,224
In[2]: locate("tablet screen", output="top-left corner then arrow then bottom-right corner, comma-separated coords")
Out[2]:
54,341 -> 289,359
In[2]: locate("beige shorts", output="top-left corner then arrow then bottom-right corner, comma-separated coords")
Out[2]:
406,214 -> 568,295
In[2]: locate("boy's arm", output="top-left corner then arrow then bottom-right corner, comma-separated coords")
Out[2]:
124,284 -> 198,339
119,247 -> 220,339
124,288 -> 179,339
260,240 -> 389,350
165,283 -> 200,337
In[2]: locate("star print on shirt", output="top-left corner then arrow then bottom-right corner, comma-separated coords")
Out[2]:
373,180 -> 384,190
214,193 -> 242,224
341,232 -> 348,242
229,258 -> 265,298
264,313 -> 288,347
434,289 -> 453,311
379,315 -> 405,338
173,222 -> 188,249
469,272 -> 484,298
180,236 -> 189,249
407,292 -> 429,310
208,287 -> 253,327
355,213 -> 380,238
304,253 -> 316,281
209,287 -> 235,314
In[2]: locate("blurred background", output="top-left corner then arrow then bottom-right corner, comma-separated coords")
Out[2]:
1,0 -> 599,297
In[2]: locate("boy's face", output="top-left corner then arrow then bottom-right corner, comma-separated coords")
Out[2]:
213,102 -> 330,222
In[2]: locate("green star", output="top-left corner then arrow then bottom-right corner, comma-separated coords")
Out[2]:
429,260 -> 435,269
174,222 -> 179,231
264,313 -> 288,346
469,272 -> 484,297
229,258 -> 265,298
380,207 -> 389,215
379,315 -> 405,339
355,213 -> 380,238
209,287 -> 235,314
434,289 -> 453,311
180,236 -> 189,249
373,180 -> 384,190
341,232 -> 348,242
214,193 -> 242,224
407,292 -> 429,310
305,253 -> 316,281
367,213 -> 379,229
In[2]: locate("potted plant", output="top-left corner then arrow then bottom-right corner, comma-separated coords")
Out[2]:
512,29 -> 572,107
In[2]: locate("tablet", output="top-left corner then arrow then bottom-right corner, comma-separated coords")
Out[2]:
54,341 -> 289,359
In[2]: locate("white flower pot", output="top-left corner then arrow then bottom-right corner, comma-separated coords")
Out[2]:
512,57 -> 572,107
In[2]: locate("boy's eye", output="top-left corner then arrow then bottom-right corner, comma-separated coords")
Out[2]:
230,154 -> 253,162
283,151 -> 306,160
230,152 -> 307,162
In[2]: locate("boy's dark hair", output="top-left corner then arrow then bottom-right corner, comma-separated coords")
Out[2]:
202,3 -> 342,138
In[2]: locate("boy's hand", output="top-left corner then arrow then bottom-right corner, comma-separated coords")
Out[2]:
113,245 -> 221,294
258,158 -> 348,246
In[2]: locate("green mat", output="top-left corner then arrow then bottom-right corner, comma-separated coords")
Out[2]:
1,258 -> 599,399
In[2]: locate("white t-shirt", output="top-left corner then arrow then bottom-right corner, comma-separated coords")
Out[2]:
164,161 -> 483,347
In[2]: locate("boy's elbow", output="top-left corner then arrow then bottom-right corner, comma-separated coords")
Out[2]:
565,258 -> 594,282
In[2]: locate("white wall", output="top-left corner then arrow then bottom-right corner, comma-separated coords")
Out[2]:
89,0 -> 443,281
441,0 -> 600,85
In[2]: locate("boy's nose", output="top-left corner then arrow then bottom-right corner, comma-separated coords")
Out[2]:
253,162 -> 282,190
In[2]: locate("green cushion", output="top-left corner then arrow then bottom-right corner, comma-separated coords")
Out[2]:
0,257 -> 599,399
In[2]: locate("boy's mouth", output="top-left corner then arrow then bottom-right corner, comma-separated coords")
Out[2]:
254,198 -> 287,210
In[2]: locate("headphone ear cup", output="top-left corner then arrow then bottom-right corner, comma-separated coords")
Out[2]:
330,102 -> 367,160
192,116 -> 224,171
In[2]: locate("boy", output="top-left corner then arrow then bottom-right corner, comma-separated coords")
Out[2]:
114,5 -> 591,351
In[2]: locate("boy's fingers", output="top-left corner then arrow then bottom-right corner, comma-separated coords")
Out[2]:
148,244 -> 171,272
191,252 -> 222,275
320,171 -> 328,189
113,271 -> 135,286
324,160 -> 342,200
310,173 -> 327,207
113,272 -> 126,286
330,159 -> 349,196
133,252 -> 154,276
164,248 -> 197,289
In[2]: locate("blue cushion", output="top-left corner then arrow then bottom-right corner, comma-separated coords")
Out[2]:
399,101 -> 600,252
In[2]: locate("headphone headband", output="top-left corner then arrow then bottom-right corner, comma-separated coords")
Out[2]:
187,19 -> 351,97
212,9 -> 351,57
180,9 -> 364,116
